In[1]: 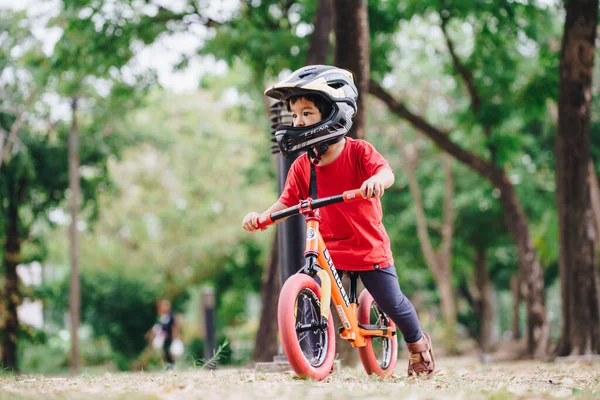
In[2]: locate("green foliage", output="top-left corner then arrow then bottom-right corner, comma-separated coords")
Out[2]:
368,1 -> 563,293
368,1 -> 404,80
0,91 -> 144,270
50,0 -> 183,80
17,324 -> 48,347
77,272 -> 162,362
0,128 -> 69,276
0,0 -> 181,370
0,2 -> 159,262
50,89 -> 274,284
202,1 -> 318,83
211,239 -> 264,325
38,87 -> 274,367
20,333 -> 113,374
40,268 -> 177,370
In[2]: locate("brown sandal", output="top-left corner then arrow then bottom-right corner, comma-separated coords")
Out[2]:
406,332 -> 436,377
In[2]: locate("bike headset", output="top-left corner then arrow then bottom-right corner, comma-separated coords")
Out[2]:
264,65 -> 358,165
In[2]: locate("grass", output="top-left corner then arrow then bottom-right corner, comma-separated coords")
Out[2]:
0,365 -> 15,378
1,356 -> 599,399
189,339 -> 229,370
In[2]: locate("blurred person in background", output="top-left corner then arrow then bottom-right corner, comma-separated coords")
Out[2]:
146,299 -> 179,370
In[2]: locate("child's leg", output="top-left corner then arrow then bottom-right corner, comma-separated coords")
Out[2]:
163,337 -> 174,367
359,265 -> 436,376
357,265 -> 422,342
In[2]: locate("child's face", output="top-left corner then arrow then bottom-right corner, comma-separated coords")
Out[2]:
290,98 -> 322,127
157,300 -> 171,314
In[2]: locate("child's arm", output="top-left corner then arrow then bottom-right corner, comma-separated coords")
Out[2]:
360,167 -> 395,199
242,201 -> 289,232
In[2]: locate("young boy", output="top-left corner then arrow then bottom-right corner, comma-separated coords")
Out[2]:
146,299 -> 178,370
242,65 -> 436,376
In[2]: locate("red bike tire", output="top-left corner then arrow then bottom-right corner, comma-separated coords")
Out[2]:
278,274 -> 336,380
357,289 -> 398,378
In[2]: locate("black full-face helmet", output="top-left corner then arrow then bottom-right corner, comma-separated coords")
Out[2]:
264,65 -> 358,157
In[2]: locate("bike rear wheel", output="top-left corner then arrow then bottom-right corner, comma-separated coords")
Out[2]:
357,289 -> 398,378
278,274 -> 335,380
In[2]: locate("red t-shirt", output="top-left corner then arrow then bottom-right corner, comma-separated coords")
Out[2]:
279,137 -> 394,271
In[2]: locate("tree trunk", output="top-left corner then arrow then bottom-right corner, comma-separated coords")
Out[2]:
369,82 -> 549,358
475,247 -> 495,353
588,161 -> 600,250
434,265 -> 458,352
307,0 -> 332,66
69,96 -> 81,373
398,136 -> 457,350
510,274 -> 522,340
555,0 -> 600,356
435,266 -> 457,327
1,177 -> 25,372
253,231 -> 280,362
333,0 -> 369,139
437,155 -> 457,337
496,179 -> 549,358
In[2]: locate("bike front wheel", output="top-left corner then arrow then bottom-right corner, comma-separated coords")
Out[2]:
278,274 -> 335,380
357,289 -> 398,378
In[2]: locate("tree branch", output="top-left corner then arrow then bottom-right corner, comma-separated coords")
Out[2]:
0,118 -> 23,166
440,11 -> 497,163
0,90 -> 36,168
0,129 -> 6,158
589,160 -> 600,242
396,133 -> 439,275
440,13 -> 481,114
439,154 -> 454,261
369,80 -> 503,185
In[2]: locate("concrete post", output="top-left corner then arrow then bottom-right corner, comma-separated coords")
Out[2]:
201,286 -> 216,367
269,101 -> 305,284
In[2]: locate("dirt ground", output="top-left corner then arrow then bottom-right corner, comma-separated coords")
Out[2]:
1,356 -> 599,400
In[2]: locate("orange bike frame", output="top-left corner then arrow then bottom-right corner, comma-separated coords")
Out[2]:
304,206 -> 395,348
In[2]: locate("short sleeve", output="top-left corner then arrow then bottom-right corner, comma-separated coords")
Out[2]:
357,140 -> 393,179
278,155 -> 310,207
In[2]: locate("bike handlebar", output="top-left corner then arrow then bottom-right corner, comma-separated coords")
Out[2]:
256,189 -> 365,230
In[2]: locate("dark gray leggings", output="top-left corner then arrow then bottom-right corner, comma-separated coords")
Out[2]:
345,265 -> 423,344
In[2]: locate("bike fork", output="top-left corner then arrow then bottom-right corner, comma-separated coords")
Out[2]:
304,255 -> 331,329
300,213 -> 331,329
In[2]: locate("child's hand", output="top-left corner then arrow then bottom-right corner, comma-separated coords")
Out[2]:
242,212 -> 262,232
360,178 -> 385,199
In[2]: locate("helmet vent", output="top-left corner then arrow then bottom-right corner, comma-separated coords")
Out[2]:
329,123 -> 343,132
327,82 -> 344,89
